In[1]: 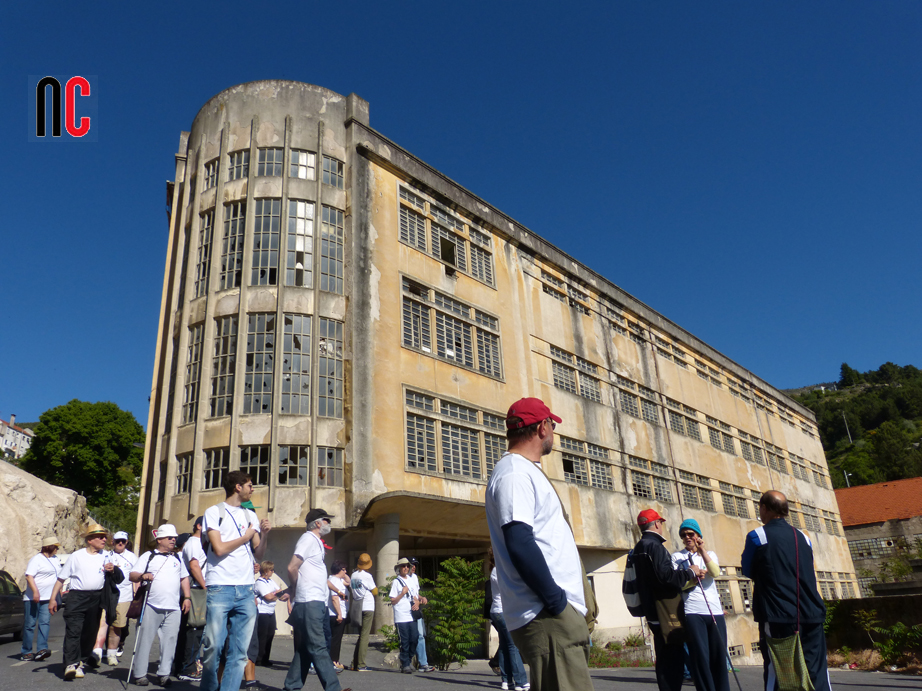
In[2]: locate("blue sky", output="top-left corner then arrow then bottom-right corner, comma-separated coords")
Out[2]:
2,2 -> 920,428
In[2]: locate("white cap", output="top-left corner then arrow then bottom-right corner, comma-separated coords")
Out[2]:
155,524 -> 179,539
113,531 -> 129,541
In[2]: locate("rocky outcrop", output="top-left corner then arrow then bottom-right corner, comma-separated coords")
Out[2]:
0,460 -> 89,588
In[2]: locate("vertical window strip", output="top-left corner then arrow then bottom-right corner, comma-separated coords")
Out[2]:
317,447 -> 343,487
281,314 -> 311,415
209,316 -> 237,418
435,312 -> 474,367
399,206 -> 427,250
407,413 -> 437,472
290,150 -> 316,180
320,206 -> 344,294
194,212 -> 213,298
252,198 -> 281,286
220,201 -> 246,290
286,200 -> 314,287
317,318 -> 344,418
553,361 -> 578,394
476,330 -> 502,378
244,313 -> 275,414
203,159 -> 217,190
176,453 -> 192,494
240,445 -> 270,485
203,447 -> 229,490
484,433 -> 505,477
183,324 -> 204,424
322,156 -> 344,189
469,243 -> 495,286
431,223 -> 467,272
228,150 -> 249,181
442,423 -> 481,478
278,445 -> 310,486
402,296 -> 432,351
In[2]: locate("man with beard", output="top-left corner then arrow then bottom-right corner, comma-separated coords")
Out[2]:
485,397 -> 591,691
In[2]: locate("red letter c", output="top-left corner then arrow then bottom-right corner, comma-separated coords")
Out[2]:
65,76 -> 91,137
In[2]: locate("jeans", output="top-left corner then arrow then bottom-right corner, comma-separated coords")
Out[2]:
21,600 -> 51,655
200,585 -> 257,691
491,612 -> 528,688
284,601 -> 341,691
395,621 -> 418,670
131,606 -> 181,679
416,617 -> 428,666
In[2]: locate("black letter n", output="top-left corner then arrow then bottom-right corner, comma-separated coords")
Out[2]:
36,76 -> 62,137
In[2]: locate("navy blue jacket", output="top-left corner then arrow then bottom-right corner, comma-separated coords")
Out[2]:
741,518 -> 826,625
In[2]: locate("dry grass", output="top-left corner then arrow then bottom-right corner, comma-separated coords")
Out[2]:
827,649 -> 922,674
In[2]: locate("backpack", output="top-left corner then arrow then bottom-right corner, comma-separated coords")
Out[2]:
201,503 -> 226,556
622,549 -> 645,617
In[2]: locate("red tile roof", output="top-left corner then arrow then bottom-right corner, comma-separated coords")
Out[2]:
835,477 -> 922,527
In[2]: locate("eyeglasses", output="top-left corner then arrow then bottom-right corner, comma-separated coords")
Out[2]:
679,531 -> 696,539
114,539 -> 128,544
545,418 -> 557,430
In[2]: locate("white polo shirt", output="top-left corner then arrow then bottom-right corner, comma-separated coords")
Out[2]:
672,549 -> 722,616
132,551 -> 189,611
293,531 -> 328,604
389,576 -> 414,624
203,503 -> 260,586
106,550 -> 138,603
485,452 -> 586,631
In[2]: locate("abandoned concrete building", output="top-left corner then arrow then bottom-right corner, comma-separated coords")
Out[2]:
137,80 -> 857,660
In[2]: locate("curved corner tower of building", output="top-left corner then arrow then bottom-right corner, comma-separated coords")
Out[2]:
140,80 -> 858,652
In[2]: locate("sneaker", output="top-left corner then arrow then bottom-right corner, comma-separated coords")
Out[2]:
64,664 -> 78,680
86,651 -> 101,668
74,663 -> 85,679
35,649 -> 52,661
157,676 -> 172,687
402,666 -> 415,674
134,677 -> 149,686
419,665 -> 435,672
501,684 -> 509,690
178,668 -> 202,681
490,663 -> 502,676
19,653 -> 35,661
352,666 -> 369,672
116,646 -> 124,658
108,654 -> 119,666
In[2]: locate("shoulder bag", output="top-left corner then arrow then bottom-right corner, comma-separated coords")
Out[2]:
764,526 -> 814,691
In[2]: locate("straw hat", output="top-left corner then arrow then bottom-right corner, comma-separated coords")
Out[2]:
82,523 -> 108,538
41,536 -> 60,548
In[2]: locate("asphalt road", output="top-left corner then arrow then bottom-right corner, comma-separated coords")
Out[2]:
2,613 -> 918,690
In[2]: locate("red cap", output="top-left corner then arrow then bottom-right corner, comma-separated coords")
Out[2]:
637,509 -> 665,527
506,398 -> 562,429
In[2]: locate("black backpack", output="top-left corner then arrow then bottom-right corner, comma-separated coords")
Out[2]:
621,549 -> 644,617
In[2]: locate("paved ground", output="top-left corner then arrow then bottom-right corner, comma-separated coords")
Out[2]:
3,615 -> 919,690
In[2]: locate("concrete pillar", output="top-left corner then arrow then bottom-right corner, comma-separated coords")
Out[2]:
373,512 -> 400,629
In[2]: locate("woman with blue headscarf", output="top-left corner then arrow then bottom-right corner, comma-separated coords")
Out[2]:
671,519 -> 729,691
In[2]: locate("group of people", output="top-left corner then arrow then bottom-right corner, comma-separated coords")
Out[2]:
17,394 -> 833,691
485,396 -> 833,691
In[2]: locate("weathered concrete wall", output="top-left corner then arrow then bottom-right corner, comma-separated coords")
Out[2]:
0,460 -> 89,588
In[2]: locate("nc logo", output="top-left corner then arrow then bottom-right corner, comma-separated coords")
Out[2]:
36,76 -> 92,138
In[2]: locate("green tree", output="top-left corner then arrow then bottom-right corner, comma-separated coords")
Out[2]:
839,362 -> 861,388
870,420 -> 922,480
424,557 -> 485,670
21,400 -> 144,533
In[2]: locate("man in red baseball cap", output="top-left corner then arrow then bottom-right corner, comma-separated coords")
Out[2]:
485,397 -> 592,691
629,509 -> 703,691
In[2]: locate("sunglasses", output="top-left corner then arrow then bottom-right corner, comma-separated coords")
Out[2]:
679,531 -> 697,539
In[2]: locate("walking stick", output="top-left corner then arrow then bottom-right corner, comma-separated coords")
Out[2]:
693,571 -> 744,691
123,585 -> 152,688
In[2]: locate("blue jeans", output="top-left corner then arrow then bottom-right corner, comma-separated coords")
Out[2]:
284,601 -> 341,691
416,617 -> 428,666
395,621 -> 418,670
21,600 -> 51,655
491,612 -> 527,688
200,585 -> 257,691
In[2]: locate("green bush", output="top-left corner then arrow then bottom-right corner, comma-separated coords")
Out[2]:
424,556 -> 485,670
871,622 -> 922,667
377,624 -> 400,652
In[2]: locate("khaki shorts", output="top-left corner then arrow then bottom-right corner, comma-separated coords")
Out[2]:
113,601 -> 131,628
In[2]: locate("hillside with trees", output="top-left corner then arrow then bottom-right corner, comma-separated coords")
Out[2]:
792,362 -> 922,488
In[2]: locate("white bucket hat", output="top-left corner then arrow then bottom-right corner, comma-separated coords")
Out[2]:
155,524 -> 179,539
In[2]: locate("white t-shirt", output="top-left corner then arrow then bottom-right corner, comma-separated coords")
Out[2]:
24,553 -> 62,601
132,551 -> 189,611
182,535 -> 208,588
106,550 -> 138,603
328,575 -> 349,617
671,549 -> 723,616
489,567 -> 503,615
293,531 -> 328,603
255,577 -> 278,615
59,548 -> 107,591
485,452 -> 586,631
350,570 -> 377,612
389,576 -> 414,624
203,503 -> 260,586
